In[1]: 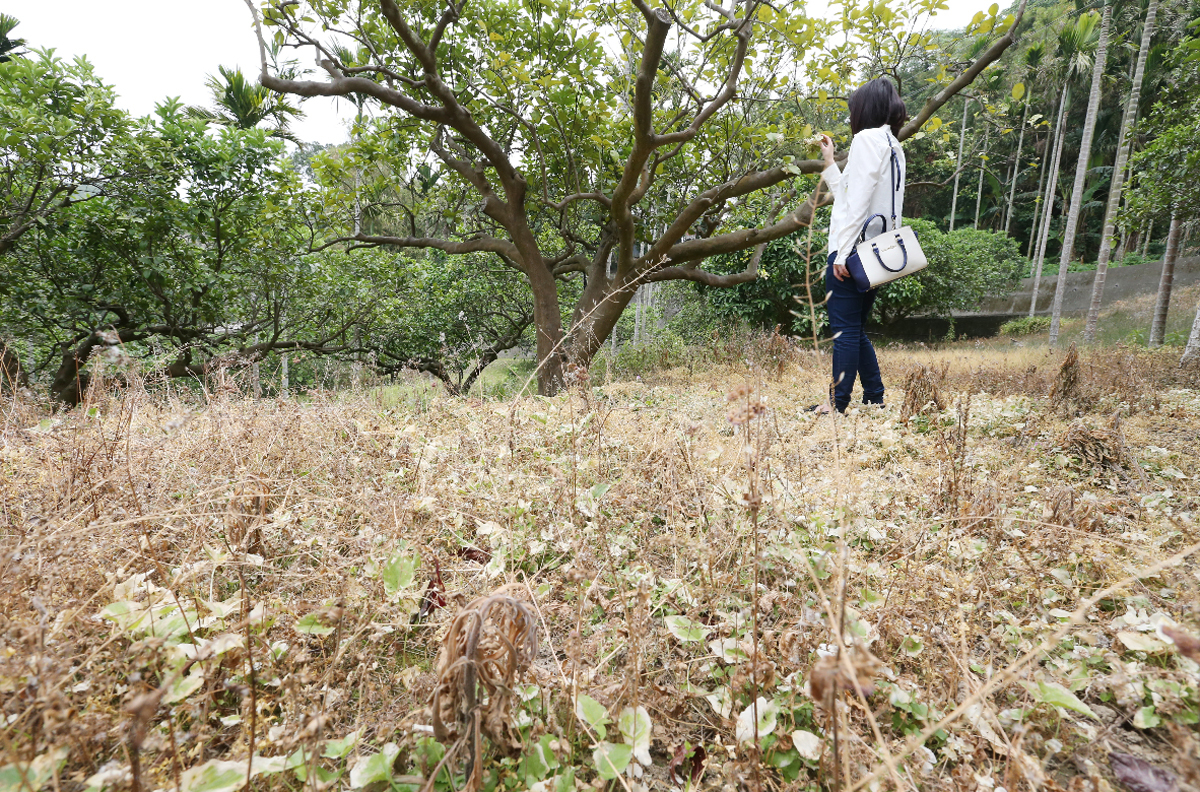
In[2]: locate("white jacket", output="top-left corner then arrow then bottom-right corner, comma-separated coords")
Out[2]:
822,125 -> 906,271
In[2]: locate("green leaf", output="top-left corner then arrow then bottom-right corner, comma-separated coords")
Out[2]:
520,735 -> 560,786
0,747 -> 70,792
553,767 -> 576,792
575,694 -> 609,739
592,743 -> 632,779
664,615 -> 706,642
1011,82 -> 1025,101
295,612 -> 335,636
1025,680 -> 1098,720
164,668 -> 205,704
381,550 -> 417,599
348,743 -> 400,789
1133,706 -> 1162,729
178,760 -> 248,792
322,730 -> 360,759
249,756 -> 289,776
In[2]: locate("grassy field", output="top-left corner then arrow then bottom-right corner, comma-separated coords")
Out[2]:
3,340 -> 1199,792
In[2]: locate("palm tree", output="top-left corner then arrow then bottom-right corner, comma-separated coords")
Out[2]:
949,97 -> 972,231
0,14 -> 26,62
948,36 -> 992,231
1149,213 -> 1181,347
974,122 -> 990,229
1004,42 -> 1046,236
188,65 -> 303,142
1049,0 -> 1112,345
1028,11 -> 1102,315
1029,96 -> 1067,316
1029,12 -> 1100,316
1083,0 -> 1161,342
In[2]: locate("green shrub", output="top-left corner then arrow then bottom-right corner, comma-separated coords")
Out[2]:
999,316 -> 1052,336
872,220 -> 1028,324
703,232 -> 829,338
1113,252 -> 1155,268
700,220 -> 1027,332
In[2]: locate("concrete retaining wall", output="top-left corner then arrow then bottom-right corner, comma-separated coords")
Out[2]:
971,255 -> 1200,317
882,255 -> 1200,341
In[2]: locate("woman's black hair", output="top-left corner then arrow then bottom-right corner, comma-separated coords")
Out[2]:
848,77 -> 907,137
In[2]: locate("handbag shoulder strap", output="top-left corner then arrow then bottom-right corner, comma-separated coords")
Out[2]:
885,130 -> 901,231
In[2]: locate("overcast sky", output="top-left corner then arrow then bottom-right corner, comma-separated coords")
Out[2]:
9,0 -> 1000,146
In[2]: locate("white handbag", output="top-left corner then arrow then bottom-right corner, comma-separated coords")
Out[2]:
845,132 -> 928,291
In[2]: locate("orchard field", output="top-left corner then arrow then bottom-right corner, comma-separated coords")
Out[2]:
3,341 -> 1199,792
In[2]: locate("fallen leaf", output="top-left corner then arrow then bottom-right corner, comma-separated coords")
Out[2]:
735,697 -> 777,744
791,730 -> 823,761
1160,626 -> 1200,662
1117,631 -> 1168,654
668,743 -> 706,785
456,546 -> 491,564
1109,752 -> 1177,792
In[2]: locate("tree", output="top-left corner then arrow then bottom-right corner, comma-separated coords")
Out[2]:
0,14 -> 25,62
1082,0 -> 1160,343
1028,8 -> 1101,318
949,96 -> 972,231
706,218 -> 1024,330
370,253 -> 535,394
0,104 -> 373,404
1149,213 -> 1181,347
1003,42 -> 1043,236
243,0 -> 1028,395
188,65 -> 304,142
1048,0 -> 1111,345
0,50 -> 146,256
1121,44 -> 1200,360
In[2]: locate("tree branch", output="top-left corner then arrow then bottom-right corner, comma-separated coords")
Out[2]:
611,4 -> 674,275
898,0 -> 1028,141
312,231 -> 521,261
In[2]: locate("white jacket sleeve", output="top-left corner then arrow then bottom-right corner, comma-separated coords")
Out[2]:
830,135 -> 886,270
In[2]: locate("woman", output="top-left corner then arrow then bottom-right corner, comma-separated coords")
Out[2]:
818,77 -> 907,413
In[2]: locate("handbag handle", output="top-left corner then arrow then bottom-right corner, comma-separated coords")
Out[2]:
871,232 -> 909,273
858,213 -> 888,243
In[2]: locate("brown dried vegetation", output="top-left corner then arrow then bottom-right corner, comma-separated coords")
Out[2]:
2,340 -> 1199,792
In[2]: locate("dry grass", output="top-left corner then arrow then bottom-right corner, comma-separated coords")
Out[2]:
2,341 -> 1200,792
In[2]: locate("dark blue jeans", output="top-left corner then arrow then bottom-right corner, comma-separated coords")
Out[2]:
826,252 -> 884,412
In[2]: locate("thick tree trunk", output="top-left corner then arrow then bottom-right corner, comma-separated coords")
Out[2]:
1049,0 -> 1111,345
949,99 -> 970,231
49,332 -> 118,406
568,273 -> 640,369
1030,88 -> 1069,317
528,265 -> 566,394
1084,0 -> 1159,343
1149,214 -> 1182,348
1,341 -> 28,392
1004,96 -> 1031,236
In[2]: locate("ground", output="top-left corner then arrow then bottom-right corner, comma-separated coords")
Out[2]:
2,340 -> 1199,792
